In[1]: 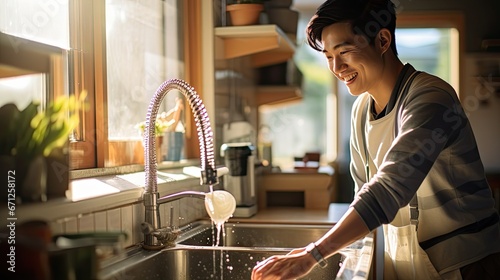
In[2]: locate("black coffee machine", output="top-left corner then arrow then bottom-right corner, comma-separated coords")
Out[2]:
220,142 -> 257,217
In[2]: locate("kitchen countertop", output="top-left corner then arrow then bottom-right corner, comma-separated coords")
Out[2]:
229,203 -> 350,225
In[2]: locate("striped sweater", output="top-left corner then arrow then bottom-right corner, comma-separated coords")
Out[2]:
349,69 -> 500,274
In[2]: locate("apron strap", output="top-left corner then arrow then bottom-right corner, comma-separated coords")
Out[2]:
360,70 -> 422,230
361,98 -> 370,183
410,195 -> 419,229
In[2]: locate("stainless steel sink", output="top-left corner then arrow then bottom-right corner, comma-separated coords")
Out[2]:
99,246 -> 346,280
99,221 -> 372,280
178,220 -> 333,248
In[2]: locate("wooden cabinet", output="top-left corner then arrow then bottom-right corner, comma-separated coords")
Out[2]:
257,172 -> 335,210
214,24 -> 302,106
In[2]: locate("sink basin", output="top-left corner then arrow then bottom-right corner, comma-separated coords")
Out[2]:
99,221 -> 372,280
99,246 -> 347,280
179,220 -> 333,248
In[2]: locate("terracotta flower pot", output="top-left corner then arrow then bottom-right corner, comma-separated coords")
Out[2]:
226,3 -> 263,26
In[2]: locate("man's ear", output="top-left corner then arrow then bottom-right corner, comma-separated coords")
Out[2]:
377,29 -> 392,54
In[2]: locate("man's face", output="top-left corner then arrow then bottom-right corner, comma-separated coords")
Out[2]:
321,22 -> 385,96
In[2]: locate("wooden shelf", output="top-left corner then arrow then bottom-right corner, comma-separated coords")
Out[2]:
256,85 -> 302,106
0,32 -> 64,78
258,172 -> 334,210
215,24 -> 296,68
214,25 -> 301,106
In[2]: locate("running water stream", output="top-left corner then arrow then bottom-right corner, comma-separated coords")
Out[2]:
204,187 -> 236,246
204,186 -> 236,279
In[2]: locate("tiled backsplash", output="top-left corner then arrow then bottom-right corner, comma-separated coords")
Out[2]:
43,178 -> 209,248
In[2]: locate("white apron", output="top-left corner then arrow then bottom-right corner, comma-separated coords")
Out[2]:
382,205 -> 441,280
358,70 -> 444,279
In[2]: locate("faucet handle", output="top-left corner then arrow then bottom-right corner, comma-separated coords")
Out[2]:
153,227 -> 180,247
200,166 -> 230,186
140,222 -> 155,235
216,166 -> 229,177
204,166 -> 229,185
141,222 -> 180,247
182,166 -> 229,182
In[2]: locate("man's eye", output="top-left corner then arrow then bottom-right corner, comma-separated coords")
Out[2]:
340,50 -> 349,55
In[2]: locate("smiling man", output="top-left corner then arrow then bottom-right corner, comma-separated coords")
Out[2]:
251,0 -> 500,279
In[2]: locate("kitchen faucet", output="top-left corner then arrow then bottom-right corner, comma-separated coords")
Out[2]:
142,79 -> 227,250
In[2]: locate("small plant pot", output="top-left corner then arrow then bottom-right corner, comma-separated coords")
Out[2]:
226,4 -> 263,26
163,132 -> 184,161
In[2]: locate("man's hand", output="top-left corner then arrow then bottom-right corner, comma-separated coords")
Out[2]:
251,247 -> 317,280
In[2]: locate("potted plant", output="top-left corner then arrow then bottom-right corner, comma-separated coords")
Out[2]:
136,96 -> 185,162
226,0 -> 264,26
135,115 -> 170,163
0,92 -> 86,203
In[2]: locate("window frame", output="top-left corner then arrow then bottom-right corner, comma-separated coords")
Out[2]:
69,0 -> 206,170
68,0 -> 100,169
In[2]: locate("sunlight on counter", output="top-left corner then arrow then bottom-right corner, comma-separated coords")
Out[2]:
67,178 -> 120,201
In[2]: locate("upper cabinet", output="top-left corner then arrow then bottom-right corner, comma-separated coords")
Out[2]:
215,24 -> 296,68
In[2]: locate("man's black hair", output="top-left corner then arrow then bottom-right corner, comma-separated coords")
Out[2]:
306,0 -> 398,55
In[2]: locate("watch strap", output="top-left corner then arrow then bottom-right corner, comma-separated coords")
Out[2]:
307,242 -> 328,268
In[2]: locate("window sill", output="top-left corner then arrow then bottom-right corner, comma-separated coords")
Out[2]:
5,160 -> 207,223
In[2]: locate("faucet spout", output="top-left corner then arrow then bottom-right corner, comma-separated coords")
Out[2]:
142,79 -> 222,250
144,79 -> 217,194
157,191 -> 206,205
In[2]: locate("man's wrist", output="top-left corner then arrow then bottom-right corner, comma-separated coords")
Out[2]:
306,242 -> 328,268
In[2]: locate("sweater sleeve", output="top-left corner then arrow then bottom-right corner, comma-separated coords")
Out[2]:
351,75 -> 466,230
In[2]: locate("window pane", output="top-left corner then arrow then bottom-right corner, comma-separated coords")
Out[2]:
396,28 -> 456,86
259,14 -> 334,170
0,74 -> 46,108
0,0 -> 69,48
106,0 -> 184,141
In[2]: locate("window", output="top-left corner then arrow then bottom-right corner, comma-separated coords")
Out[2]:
259,12 -> 335,171
0,0 -> 70,48
396,28 -> 459,90
0,0 -> 191,170
106,0 -> 183,139
105,0 -> 185,167
260,12 -> 461,172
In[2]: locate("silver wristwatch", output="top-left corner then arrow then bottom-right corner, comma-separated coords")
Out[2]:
306,242 -> 328,268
